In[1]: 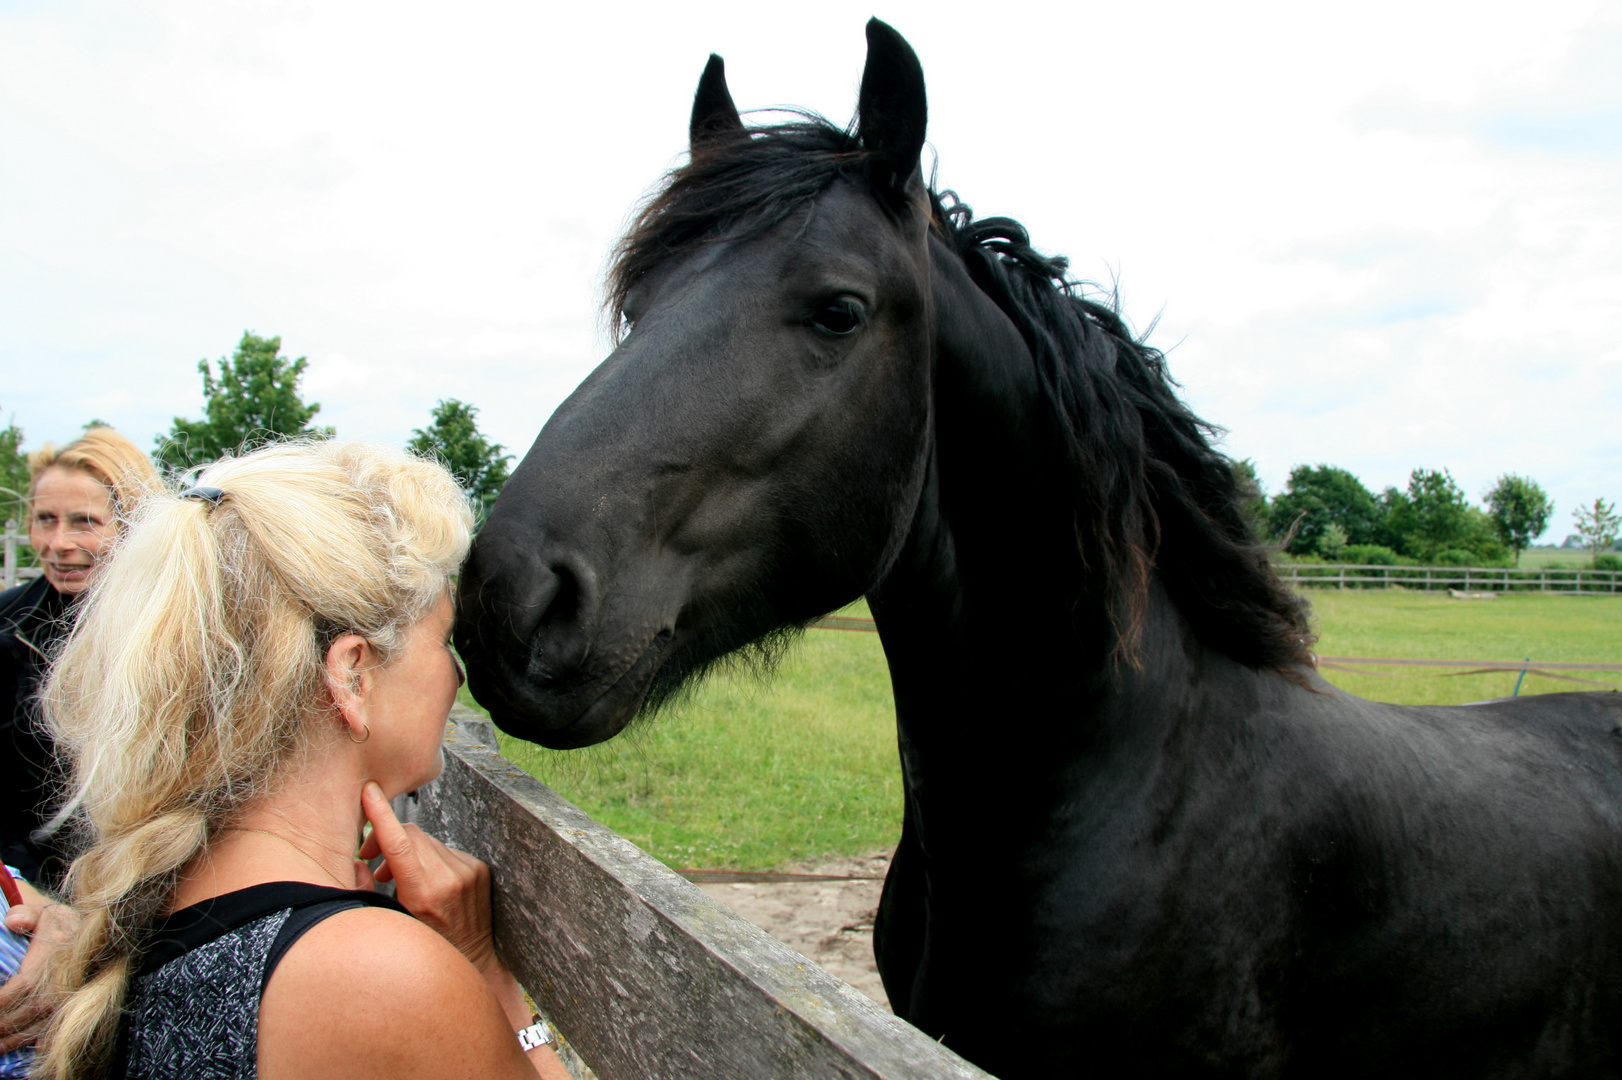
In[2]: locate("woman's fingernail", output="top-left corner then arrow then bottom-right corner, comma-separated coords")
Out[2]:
364,781 -> 383,800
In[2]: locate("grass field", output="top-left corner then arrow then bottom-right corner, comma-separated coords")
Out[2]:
1308,590 -> 1622,704
1519,546 -> 1613,569
468,601 -> 901,871
462,592 -> 1622,870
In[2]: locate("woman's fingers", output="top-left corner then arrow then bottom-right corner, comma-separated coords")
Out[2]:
358,780 -> 499,971
0,904 -> 79,1051
3,905 -> 42,936
361,781 -> 424,893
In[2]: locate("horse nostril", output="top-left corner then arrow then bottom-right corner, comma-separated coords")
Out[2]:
459,537 -> 601,683
522,555 -> 599,679
539,560 -> 581,633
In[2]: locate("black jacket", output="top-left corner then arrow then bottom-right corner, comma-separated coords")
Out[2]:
0,575 -> 77,889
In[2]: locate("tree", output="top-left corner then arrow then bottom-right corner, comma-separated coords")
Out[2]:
1572,498 -> 1621,567
1402,468 -> 1473,563
408,399 -> 512,519
155,332 -> 333,471
1229,458 -> 1269,541
1317,522 -> 1349,560
1484,474 -> 1553,565
1266,465 -> 1382,556
0,414 -> 28,529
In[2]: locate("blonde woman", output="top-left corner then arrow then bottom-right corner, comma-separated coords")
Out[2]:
0,426 -> 159,888
35,441 -> 569,1080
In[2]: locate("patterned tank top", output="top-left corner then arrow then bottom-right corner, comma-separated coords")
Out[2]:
114,882 -> 408,1079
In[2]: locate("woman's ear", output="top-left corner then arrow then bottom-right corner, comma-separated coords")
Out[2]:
324,633 -> 376,739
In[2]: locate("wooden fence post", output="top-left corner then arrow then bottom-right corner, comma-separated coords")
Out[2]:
410,712 -> 994,1080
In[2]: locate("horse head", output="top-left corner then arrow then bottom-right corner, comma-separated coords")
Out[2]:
457,21 -> 938,748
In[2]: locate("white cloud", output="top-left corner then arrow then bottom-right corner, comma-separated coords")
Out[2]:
1,0 -> 1618,541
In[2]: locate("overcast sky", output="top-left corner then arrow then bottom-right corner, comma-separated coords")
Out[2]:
3,0 -> 1618,541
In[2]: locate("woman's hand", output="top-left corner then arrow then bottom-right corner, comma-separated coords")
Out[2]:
354,783 -> 569,1079
356,781 -> 498,974
0,902 -> 80,1053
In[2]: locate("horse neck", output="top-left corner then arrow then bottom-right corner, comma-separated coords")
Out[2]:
868,243 -> 1207,828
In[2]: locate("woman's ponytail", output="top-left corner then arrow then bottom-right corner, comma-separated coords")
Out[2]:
33,441 -> 471,1079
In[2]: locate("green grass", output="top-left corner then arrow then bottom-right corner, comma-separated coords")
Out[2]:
1306,590 -> 1622,705
1519,547 -> 1606,569
456,593 -> 1622,870
462,602 -> 903,871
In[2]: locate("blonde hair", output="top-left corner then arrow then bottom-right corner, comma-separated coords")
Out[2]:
28,427 -> 160,521
34,440 -> 472,1079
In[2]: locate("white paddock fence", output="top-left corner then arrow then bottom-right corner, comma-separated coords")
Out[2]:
1275,562 -> 1621,595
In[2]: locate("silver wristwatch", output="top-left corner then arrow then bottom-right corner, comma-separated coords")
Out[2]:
517,1015 -> 556,1052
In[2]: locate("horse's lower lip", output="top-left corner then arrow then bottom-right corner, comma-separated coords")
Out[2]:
500,630 -> 672,750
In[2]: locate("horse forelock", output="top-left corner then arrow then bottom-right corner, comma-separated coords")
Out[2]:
608,115 -> 870,334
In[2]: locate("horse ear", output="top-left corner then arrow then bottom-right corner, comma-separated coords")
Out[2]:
691,54 -> 743,154
855,19 -> 927,204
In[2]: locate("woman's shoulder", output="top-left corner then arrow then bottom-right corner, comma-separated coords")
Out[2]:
257,905 -> 533,1079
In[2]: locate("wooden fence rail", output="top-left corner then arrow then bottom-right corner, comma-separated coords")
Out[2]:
409,710 -> 992,1080
1273,562 -> 1620,595
2,520 -> 42,590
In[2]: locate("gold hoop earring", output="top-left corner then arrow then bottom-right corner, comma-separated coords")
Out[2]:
347,722 -> 371,745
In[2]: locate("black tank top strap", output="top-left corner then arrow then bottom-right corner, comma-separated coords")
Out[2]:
137,882 -> 408,981
261,889 -> 410,995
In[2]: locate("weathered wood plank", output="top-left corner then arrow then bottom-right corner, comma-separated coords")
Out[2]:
411,709 -> 994,1080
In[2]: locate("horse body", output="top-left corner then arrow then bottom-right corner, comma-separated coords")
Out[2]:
878,229 -> 1622,1074
457,21 -> 1622,1077
879,577 -> 1622,1074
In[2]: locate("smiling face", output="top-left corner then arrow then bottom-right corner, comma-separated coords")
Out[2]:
30,465 -> 118,595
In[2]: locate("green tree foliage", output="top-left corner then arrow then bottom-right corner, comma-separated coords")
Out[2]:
0,414 -> 29,528
1317,522 -> 1349,560
1401,468 -> 1473,563
155,332 -> 333,471
1572,498 -> 1621,567
407,399 -> 513,519
1229,458 -> 1269,540
1373,486 -> 1409,552
1483,474 -> 1553,564
1267,465 -> 1383,555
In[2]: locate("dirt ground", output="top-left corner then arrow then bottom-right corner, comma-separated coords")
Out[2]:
694,850 -> 893,1011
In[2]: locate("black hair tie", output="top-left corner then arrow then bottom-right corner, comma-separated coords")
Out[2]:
177,486 -> 226,506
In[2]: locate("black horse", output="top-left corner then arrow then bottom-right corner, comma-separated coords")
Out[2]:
458,21 -> 1622,1078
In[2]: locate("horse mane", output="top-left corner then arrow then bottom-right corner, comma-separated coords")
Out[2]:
610,116 -> 1315,676
934,197 -> 1315,673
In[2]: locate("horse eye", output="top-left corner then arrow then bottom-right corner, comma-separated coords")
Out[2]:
810,299 -> 863,336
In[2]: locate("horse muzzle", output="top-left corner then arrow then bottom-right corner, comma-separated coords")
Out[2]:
455,533 -> 678,748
